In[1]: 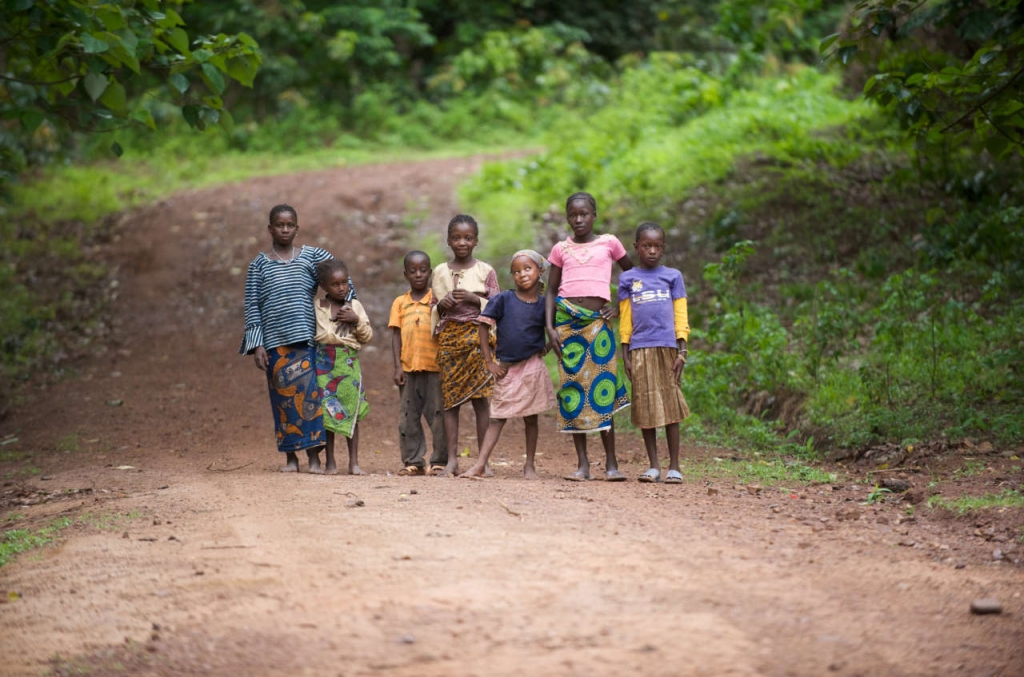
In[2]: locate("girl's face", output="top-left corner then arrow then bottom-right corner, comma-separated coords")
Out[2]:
269,210 -> 298,248
322,270 -> 350,303
447,221 -> 478,261
566,199 -> 595,240
510,255 -> 540,293
635,230 -> 665,269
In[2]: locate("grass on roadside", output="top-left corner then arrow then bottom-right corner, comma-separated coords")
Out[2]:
682,455 -> 837,487
927,490 -> 1024,515
0,517 -> 72,567
0,510 -> 144,569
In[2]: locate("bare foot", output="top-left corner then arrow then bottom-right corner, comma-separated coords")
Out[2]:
349,464 -> 366,476
279,461 -> 299,473
439,461 -> 458,477
605,468 -> 627,482
563,468 -> 591,482
523,464 -> 538,480
459,463 -> 487,478
307,449 -> 323,474
324,466 -> 338,476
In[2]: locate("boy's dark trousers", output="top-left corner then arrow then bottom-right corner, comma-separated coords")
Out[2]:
398,371 -> 447,468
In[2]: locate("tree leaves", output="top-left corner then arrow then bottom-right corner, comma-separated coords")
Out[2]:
0,0 -> 262,171
830,1 -> 1024,157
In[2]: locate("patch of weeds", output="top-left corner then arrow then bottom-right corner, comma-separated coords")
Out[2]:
685,456 -> 836,486
56,434 -> 79,453
0,449 -> 24,463
3,512 -> 24,523
927,489 -> 1024,515
4,465 -> 41,479
863,484 -> 894,505
77,510 -> 142,531
0,517 -> 73,568
953,459 -> 987,478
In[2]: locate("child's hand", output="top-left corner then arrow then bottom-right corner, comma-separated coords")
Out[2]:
334,305 -> 358,324
546,327 -> 563,358
599,302 -> 618,320
486,359 -> 508,379
452,289 -> 479,306
673,354 -> 686,381
393,368 -> 406,387
437,293 -> 456,312
254,346 -> 269,370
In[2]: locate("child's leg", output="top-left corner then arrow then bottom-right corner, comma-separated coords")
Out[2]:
281,451 -> 299,473
459,418 -> 506,478
308,442 -> 324,474
566,433 -> 590,480
641,427 -> 659,470
441,404 -> 461,476
600,422 -> 625,481
324,432 -> 338,475
347,426 -> 365,475
666,422 -> 680,473
398,380 -> 427,469
425,373 -> 448,468
470,396 -> 492,475
523,414 -> 539,479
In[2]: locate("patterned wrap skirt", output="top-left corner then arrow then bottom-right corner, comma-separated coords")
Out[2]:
490,354 -> 556,420
265,344 -> 325,453
315,344 -> 369,438
629,347 -> 690,428
437,321 -> 494,410
554,298 -> 630,432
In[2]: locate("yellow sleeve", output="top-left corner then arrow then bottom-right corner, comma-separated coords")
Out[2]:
619,299 -> 633,345
673,297 -> 690,341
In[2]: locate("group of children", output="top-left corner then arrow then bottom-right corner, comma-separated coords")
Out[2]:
242,193 -> 690,482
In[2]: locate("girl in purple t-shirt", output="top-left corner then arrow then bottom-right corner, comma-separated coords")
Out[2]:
544,192 -> 633,482
617,222 -> 691,484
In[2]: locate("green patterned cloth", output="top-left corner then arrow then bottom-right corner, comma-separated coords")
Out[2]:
553,297 -> 629,432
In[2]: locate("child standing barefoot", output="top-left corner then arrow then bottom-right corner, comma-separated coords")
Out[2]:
433,215 -> 499,477
388,251 -> 447,476
460,250 -> 555,479
240,204 -> 335,473
314,259 -> 372,475
618,223 -> 690,484
545,192 -> 633,481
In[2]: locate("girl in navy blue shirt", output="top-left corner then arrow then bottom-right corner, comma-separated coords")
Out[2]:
460,250 -> 555,478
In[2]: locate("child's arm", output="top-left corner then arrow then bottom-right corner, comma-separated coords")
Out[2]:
390,327 -> 405,386
242,260 -> 268,369
674,296 -> 690,382
478,323 -> 507,379
544,264 -> 563,357
348,301 -> 373,345
619,297 -> 634,379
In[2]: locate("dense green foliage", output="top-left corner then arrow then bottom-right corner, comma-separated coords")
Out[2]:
4,1 -> 1023,457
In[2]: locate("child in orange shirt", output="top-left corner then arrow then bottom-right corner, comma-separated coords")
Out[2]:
388,251 -> 447,475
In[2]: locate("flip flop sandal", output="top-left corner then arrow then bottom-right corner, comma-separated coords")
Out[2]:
428,465 -> 446,476
563,471 -> 591,482
398,465 -> 425,476
638,468 -> 661,483
664,469 -> 683,484
605,469 -> 627,482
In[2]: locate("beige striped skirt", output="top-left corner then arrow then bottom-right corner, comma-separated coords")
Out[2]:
629,347 -> 690,429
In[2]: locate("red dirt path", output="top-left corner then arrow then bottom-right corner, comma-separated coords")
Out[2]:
1,156 -> 1021,676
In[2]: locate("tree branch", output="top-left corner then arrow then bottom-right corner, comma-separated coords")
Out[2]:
939,64 -> 1024,134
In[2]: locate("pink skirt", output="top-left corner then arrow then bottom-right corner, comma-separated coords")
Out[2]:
490,354 -> 556,420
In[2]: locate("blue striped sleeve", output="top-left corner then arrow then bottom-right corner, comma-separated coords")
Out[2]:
240,257 -> 265,354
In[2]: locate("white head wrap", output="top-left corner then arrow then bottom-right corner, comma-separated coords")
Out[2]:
510,249 -> 549,292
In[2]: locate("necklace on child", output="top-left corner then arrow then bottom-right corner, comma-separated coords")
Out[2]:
271,246 -> 296,263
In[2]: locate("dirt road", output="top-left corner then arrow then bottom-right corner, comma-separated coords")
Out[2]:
1,156 -> 1021,676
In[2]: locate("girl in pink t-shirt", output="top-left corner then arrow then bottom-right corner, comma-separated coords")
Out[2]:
544,192 -> 634,481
